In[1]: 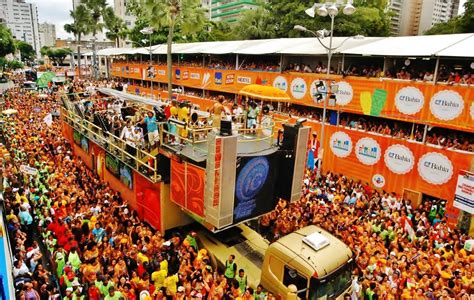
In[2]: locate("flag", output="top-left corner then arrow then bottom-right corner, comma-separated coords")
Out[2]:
43,113 -> 53,127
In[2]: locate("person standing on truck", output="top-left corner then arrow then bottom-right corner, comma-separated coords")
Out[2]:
235,269 -> 247,294
224,255 -> 237,280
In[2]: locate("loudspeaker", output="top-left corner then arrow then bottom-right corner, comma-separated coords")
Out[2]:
281,123 -> 298,150
156,154 -> 171,183
220,120 -> 232,136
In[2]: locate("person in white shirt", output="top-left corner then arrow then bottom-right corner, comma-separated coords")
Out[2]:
120,122 -> 136,157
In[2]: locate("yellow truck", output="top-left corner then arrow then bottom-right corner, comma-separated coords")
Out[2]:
198,224 -> 354,299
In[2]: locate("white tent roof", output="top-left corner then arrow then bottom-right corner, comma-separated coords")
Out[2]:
341,33 -> 473,57
101,34 -> 474,58
280,37 -> 382,55
435,34 -> 474,58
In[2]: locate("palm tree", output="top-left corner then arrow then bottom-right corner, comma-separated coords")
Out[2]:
64,5 -> 91,78
233,7 -> 276,40
104,7 -> 128,47
141,0 -> 206,100
82,0 -> 108,79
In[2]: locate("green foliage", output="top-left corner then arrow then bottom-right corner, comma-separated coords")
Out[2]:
64,5 -> 91,43
104,6 -> 128,47
15,41 -> 35,61
0,57 -> 24,70
268,0 -> 391,38
0,24 -> 16,57
232,7 -> 276,39
425,0 -> 474,35
41,47 -> 73,66
82,0 -> 108,36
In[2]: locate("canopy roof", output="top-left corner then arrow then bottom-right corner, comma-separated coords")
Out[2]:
239,84 -> 291,101
95,34 -> 474,58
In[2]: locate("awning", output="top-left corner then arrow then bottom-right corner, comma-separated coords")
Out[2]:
435,34 -> 474,58
239,84 -> 291,101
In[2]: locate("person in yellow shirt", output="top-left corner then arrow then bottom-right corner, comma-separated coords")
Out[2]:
151,268 -> 167,289
137,249 -> 149,264
164,274 -> 179,296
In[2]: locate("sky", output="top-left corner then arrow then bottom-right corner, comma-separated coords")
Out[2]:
31,0 -> 467,40
30,0 -> 113,39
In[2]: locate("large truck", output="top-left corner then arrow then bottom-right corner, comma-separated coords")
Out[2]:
198,224 -> 354,299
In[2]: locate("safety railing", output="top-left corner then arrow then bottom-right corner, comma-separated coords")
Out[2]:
60,107 -> 161,183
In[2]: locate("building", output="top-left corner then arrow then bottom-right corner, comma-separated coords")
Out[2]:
114,0 -> 136,47
389,0 -> 460,36
209,0 -> 261,23
0,0 -> 40,56
39,22 -> 56,47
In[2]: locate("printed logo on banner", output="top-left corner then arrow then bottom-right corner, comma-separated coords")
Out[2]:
202,72 -> 211,86
356,137 -> 381,165
226,74 -> 235,84
372,174 -> 386,188
190,73 -> 200,80
334,81 -> 354,106
158,70 -> 166,76
237,76 -> 251,84
290,78 -> 307,99
215,72 -> 223,85
329,131 -> 352,158
429,90 -> 464,121
417,152 -> 454,185
273,76 -> 288,92
182,71 -> 189,80
395,86 -> 424,115
175,69 -> 181,80
384,144 -> 415,175
470,102 -> 474,120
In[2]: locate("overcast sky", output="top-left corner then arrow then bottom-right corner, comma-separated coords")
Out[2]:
30,0 -> 113,39
30,0 -> 467,39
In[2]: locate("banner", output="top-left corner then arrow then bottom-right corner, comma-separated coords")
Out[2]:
454,170 -> 474,214
112,63 -> 474,132
20,165 -> 38,176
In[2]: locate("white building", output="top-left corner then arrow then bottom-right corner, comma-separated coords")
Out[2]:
389,0 -> 460,36
0,0 -> 40,56
39,22 -> 56,47
114,0 -> 136,47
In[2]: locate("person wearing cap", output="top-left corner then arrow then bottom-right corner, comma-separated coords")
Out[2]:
175,286 -> 185,300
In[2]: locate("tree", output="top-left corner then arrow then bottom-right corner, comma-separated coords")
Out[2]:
82,0 -> 108,78
232,7 -> 276,40
64,4 -> 91,78
15,41 -> 35,61
104,7 -> 128,47
0,24 -> 16,57
425,0 -> 474,34
41,47 -> 73,66
140,0 -> 206,99
0,57 -> 24,70
268,0 -> 391,38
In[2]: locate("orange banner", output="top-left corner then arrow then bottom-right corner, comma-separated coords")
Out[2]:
274,115 -> 473,221
112,63 -> 474,132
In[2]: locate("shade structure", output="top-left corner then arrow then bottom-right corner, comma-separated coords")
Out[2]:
239,84 -> 291,101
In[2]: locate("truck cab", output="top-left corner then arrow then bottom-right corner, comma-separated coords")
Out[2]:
198,224 -> 354,299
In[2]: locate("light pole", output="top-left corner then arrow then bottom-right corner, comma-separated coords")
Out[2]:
140,27 -> 154,97
294,0 -> 358,179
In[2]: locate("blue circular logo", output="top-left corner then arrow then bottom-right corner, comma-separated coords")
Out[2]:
235,157 -> 270,202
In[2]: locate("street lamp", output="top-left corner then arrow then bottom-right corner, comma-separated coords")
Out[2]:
139,27 -> 154,97
295,0 -> 359,179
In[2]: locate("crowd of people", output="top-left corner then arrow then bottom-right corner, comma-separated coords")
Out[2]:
259,170 -> 473,299
276,104 -> 473,153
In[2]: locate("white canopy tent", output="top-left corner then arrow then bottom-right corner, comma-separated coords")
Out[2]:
93,34 -> 474,58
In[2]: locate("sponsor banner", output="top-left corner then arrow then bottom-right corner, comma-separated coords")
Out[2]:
111,63 -> 474,131
182,70 -> 189,80
430,90 -> 464,121
355,137 -> 381,165
417,152 -> 454,185
395,86 -> 424,115
329,131 -> 352,158
454,170 -> 474,214
20,165 -> 38,176
384,144 -> 415,175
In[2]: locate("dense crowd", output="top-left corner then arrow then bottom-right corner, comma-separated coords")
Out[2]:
276,104 -> 473,152
0,83 -> 273,300
259,170 -> 473,299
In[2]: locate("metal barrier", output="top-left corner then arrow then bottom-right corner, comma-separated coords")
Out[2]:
60,107 -> 161,183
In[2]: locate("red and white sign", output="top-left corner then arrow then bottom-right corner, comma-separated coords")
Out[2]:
454,170 -> 474,214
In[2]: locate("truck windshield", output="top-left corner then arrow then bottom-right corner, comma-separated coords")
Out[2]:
308,259 -> 354,300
